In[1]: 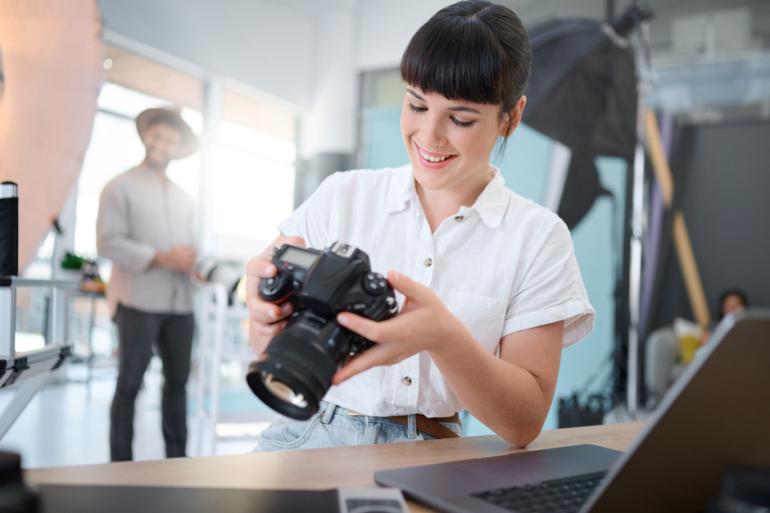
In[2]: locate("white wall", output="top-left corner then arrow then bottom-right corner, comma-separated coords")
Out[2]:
99,0 -> 316,107
355,0 -> 454,71
300,5 -> 359,157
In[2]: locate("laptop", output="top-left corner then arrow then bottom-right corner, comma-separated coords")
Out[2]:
375,310 -> 770,513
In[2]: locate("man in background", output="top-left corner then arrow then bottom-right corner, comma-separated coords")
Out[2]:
96,107 -> 198,461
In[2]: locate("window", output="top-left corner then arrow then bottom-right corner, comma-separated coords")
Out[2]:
208,86 -> 296,260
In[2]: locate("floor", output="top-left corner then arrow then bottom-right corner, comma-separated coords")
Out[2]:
0,358 -> 276,469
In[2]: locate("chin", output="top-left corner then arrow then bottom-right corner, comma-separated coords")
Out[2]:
411,161 -> 450,191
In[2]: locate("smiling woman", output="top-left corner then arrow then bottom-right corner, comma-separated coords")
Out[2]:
399,86 -> 523,227
246,0 -> 595,451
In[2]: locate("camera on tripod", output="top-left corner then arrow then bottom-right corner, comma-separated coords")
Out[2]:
246,242 -> 399,420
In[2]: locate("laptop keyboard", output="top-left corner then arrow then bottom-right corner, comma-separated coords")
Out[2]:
472,471 -> 607,513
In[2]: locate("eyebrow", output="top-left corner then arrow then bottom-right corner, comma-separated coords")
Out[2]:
406,88 -> 481,115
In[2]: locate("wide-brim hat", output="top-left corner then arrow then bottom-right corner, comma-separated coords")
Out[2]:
136,107 -> 198,159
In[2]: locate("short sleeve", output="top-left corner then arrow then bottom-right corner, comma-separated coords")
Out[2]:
502,219 -> 595,346
278,173 -> 338,248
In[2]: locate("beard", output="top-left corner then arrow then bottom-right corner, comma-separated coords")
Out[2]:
144,152 -> 170,171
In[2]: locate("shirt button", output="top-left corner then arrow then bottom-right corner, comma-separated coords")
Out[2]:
454,215 -> 464,222
401,376 -> 413,386
423,257 -> 433,267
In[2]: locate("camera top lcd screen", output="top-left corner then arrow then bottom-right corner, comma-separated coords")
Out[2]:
282,247 -> 318,269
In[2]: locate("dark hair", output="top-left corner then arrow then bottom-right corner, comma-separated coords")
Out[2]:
400,0 -> 531,136
717,288 -> 749,320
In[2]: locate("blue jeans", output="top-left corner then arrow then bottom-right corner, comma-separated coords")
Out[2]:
256,401 -> 463,451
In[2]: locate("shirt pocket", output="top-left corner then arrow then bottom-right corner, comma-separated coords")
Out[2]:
444,292 -> 507,352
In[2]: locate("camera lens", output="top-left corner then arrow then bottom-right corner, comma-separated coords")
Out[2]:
246,312 -> 352,420
262,373 -> 308,409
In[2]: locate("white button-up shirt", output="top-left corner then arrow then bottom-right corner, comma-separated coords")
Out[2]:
279,164 -> 594,417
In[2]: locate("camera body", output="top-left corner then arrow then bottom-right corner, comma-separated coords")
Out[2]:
246,242 -> 398,419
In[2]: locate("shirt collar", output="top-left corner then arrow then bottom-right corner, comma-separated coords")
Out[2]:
468,166 -> 510,228
385,164 -> 414,214
386,164 -> 510,228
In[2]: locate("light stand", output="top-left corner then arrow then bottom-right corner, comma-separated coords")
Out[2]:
626,10 -> 655,416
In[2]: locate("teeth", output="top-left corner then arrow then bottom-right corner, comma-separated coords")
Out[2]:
419,149 -> 451,163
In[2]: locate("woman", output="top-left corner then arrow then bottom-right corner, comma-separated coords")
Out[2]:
717,289 -> 748,321
700,288 -> 749,345
246,0 -> 594,450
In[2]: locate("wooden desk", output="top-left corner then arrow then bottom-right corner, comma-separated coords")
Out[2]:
28,422 -> 644,513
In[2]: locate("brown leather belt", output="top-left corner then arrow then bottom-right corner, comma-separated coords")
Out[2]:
389,413 -> 461,439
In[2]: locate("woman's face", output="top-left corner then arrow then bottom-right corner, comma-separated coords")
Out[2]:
721,293 -> 746,317
400,85 -> 524,196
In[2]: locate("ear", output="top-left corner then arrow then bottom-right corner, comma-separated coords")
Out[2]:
499,95 -> 527,137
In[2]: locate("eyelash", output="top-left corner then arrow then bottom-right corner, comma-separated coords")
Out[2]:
408,103 -> 476,128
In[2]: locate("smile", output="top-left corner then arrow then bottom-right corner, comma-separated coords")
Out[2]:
414,142 -> 457,167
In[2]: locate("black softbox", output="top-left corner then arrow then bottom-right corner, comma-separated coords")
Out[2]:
524,15 -> 640,228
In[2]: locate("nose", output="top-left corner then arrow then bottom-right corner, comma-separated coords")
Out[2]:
153,139 -> 171,154
422,113 -> 448,150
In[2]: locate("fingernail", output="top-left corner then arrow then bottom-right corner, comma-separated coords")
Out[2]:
337,313 -> 349,325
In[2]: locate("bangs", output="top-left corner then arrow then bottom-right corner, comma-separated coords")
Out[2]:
400,16 -> 506,106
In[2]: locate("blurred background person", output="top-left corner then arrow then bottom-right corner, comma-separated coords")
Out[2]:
717,288 -> 749,321
96,107 -> 199,461
699,288 -> 750,346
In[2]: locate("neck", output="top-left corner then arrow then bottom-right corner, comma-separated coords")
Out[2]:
142,157 -> 168,174
416,164 -> 494,232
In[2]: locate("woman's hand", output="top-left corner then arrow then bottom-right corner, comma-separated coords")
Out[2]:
332,270 -> 471,384
245,235 -> 305,355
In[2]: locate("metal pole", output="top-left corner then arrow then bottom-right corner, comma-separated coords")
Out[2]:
49,284 -> 70,346
627,19 -> 654,416
0,284 -> 16,359
0,278 -> 75,440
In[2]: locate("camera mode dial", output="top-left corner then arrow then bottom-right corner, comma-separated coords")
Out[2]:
362,272 -> 388,296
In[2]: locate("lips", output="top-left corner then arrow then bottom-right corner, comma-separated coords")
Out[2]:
414,142 -> 457,169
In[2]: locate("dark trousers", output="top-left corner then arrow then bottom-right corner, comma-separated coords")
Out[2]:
110,304 -> 194,461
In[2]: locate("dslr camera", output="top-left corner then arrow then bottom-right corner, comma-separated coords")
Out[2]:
246,242 -> 398,419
